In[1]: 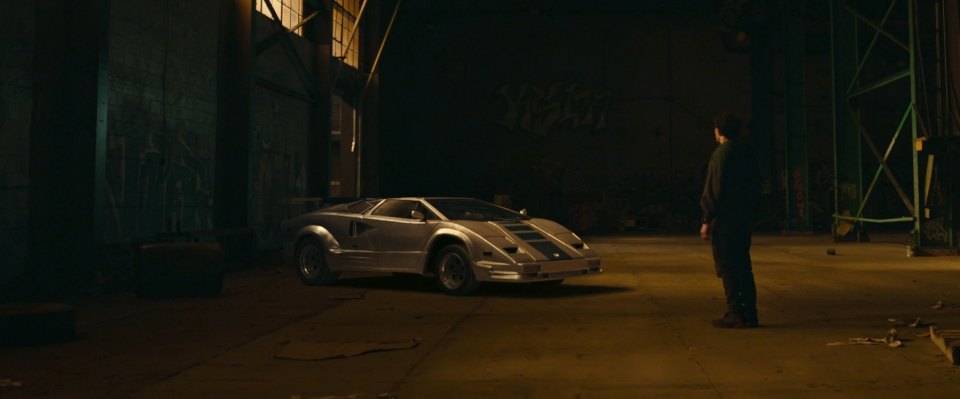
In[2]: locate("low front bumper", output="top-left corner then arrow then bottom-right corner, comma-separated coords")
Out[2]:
474,257 -> 602,282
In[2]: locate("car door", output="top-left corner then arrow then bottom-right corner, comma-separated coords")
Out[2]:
363,200 -> 438,272
333,214 -> 378,270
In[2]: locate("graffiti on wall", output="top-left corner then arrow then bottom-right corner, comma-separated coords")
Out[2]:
497,83 -> 611,136
105,113 -> 215,241
838,182 -> 857,201
792,168 -> 805,219
922,217 -> 949,244
253,121 -> 307,248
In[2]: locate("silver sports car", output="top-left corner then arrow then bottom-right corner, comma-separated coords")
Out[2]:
281,197 -> 602,295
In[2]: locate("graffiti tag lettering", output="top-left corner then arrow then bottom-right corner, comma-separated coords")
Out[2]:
497,83 -> 610,136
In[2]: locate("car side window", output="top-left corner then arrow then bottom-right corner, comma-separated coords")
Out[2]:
417,203 -> 440,221
371,200 -> 419,219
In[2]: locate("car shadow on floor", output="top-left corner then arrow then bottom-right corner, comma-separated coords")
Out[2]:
332,274 -> 632,298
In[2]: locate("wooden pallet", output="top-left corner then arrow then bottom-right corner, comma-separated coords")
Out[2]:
930,326 -> 960,365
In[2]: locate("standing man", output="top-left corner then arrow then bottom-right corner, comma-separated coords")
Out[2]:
700,113 -> 761,328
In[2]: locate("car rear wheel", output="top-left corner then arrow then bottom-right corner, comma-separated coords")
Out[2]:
296,237 -> 339,286
434,244 -> 480,296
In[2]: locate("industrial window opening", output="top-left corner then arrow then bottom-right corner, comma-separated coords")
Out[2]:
333,0 -> 361,67
256,0 -> 304,35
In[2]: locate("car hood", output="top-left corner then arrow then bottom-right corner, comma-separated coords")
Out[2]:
453,219 -> 594,262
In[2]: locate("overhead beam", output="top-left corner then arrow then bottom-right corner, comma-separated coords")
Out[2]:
262,0 -> 321,98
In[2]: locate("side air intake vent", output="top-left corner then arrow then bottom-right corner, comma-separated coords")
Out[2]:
346,200 -> 375,214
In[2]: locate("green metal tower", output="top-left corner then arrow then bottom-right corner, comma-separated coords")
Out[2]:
831,0 -> 958,252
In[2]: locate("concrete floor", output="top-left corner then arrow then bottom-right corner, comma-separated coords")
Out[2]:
2,234 -> 959,398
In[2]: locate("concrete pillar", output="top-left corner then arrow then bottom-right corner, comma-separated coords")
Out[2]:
216,0 -> 253,228
28,0 -> 110,296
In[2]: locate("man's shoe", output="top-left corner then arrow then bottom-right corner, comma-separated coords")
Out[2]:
711,311 -> 754,329
742,309 -> 759,328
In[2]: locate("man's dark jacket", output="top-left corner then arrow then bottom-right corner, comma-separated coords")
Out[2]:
701,139 -> 760,226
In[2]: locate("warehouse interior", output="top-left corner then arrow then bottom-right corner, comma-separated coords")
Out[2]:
1,0 -> 960,398
2,0 -> 958,296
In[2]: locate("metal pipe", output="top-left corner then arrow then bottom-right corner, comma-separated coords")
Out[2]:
834,215 -> 914,223
290,10 -> 319,33
844,1 -> 909,50
341,0 -> 369,59
261,0 -> 320,98
845,0 -> 901,96
361,0 -> 402,100
848,69 -> 910,98
853,103 -> 914,221
909,0 -> 922,245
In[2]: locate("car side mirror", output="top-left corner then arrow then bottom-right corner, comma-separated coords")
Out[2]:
519,208 -> 528,216
410,210 -> 425,221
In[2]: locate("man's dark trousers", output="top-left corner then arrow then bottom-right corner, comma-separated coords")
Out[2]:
710,217 -> 757,324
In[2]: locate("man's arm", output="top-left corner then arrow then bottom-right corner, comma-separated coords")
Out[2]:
700,149 -> 725,237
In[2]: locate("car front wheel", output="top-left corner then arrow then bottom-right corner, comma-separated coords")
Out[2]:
434,244 -> 480,296
296,237 -> 339,286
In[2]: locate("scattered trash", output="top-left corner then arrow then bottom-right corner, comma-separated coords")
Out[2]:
827,329 -> 903,348
327,292 -> 365,300
826,248 -> 836,255
889,317 -> 931,328
274,339 -> 420,361
933,301 -> 945,310
885,329 -> 903,348
827,338 -> 886,346
929,325 -> 960,365
0,379 -> 22,388
915,331 -> 931,338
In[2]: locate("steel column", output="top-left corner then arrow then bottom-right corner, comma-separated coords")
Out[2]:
784,0 -> 810,231
831,0 -> 933,250
831,0 -> 865,240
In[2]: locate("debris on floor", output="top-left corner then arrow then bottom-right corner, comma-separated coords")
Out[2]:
274,339 -> 420,361
929,326 -> 960,365
930,301 -> 960,310
827,329 -> 903,348
826,248 -> 836,255
0,379 -> 23,388
888,317 -> 931,328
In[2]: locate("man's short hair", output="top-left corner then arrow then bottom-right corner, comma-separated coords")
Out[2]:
714,112 -> 741,139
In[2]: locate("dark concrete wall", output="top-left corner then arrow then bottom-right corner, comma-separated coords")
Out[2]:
0,1 -> 334,287
379,4 -> 753,231
0,3 -> 35,282
105,0 -> 219,242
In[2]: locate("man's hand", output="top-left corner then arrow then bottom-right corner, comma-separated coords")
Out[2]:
700,223 -> 711,241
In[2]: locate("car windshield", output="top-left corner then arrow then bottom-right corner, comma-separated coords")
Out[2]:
426,198 -> 529,222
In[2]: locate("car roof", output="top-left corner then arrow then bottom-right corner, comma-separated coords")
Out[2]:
387,197 -> 476,201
